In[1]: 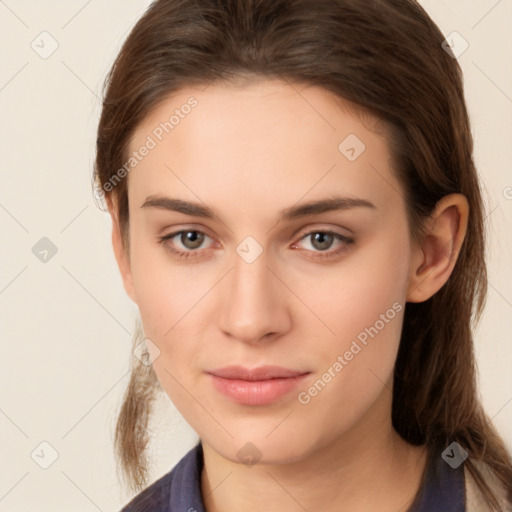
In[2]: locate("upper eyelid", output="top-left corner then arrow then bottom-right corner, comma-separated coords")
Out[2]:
295,226 -> 352,239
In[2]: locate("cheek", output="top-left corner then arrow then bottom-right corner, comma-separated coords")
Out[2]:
294,223 -> 410,346
128,230 -> 189,348
292,227 -> 410,404
128,229 -> 214,378
129,251 -> 204,408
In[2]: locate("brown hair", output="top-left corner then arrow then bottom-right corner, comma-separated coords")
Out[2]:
94,0 -> 512,508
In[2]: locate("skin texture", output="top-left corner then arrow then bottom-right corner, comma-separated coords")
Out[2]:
108,79 -> 469,512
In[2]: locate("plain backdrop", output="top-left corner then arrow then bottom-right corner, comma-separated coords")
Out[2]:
0,1 -> 511,510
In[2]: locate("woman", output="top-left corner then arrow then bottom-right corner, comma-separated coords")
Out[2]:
93,0 -> 512,510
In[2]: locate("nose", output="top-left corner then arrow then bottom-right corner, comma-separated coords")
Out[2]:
217,248 -> 292,345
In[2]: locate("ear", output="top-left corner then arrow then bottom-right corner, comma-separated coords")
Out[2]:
107,196 -> 137,303
406,194 -> 469,303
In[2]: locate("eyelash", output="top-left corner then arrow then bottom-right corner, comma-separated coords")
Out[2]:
157,229 -> 354,261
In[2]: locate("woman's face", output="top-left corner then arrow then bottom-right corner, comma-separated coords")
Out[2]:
119,79 -> 417,464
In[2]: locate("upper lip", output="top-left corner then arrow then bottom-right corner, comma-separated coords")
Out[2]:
207,365 -> 310,381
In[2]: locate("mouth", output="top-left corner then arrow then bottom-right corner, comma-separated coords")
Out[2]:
206,365 -> 311,406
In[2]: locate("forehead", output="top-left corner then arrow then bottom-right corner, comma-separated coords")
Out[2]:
131,79 -> 387,148
126,79 -> 403,217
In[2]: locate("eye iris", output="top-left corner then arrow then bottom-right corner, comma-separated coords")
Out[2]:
182,231 -> 204,249
311,232 -> 333,251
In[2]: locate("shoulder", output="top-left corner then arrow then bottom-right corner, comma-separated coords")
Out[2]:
464,460 -> 511,512
119,442 -> 204,512
119,469 -> 174,512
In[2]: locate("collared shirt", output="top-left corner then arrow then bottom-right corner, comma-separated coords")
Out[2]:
120,442 -> 466,511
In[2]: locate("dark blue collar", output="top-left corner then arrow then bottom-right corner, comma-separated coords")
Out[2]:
408,447 -> 466,511
121,442 -> 466,511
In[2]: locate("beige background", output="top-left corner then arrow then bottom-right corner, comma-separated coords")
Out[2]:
0,1 -> 510,510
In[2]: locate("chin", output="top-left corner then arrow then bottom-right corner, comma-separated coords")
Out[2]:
203,425 -> 320,467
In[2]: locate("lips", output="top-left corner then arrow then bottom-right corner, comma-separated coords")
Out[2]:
206,365 -> 310,405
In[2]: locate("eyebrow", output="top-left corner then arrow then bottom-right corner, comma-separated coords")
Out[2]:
141,194 -> 377,221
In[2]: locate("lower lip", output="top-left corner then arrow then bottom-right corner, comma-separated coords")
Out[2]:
208,373 -> 309,406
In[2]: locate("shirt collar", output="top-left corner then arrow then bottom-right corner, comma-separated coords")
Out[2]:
168,443 -> 465,512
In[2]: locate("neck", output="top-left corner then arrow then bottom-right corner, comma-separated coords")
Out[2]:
200,390 -> 428,512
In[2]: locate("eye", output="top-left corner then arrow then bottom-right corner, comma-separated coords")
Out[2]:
158,228 -> 354,261
158,229 -> 214,259
292,230 -> 354,260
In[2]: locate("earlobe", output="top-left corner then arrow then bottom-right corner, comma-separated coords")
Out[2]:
107,197 -> 137,304
406,194 -> 469,303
